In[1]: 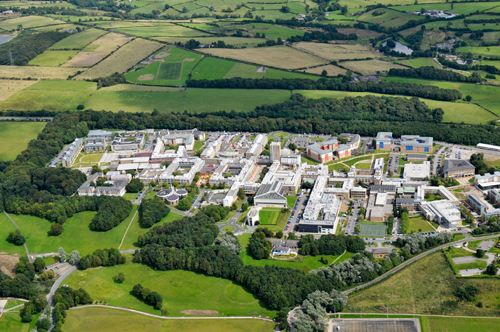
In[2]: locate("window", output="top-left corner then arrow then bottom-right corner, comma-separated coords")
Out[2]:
424,147 -> 429,152
407,145 -> 413,151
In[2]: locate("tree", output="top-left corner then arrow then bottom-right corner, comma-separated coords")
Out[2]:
241,203 -> 249,212
321,70 -> 327,77
33,257 -> 46,273
486,263 -> 498,275
280,5 -> 290,13
288,143 -> 297,150
49,223 -> 64,236
114,272 -> 125,283
7,229 -> 25,245
58,247 -> 67,261
69,250 -> 81,265
465,95 -> 473,102
475,249 -> 485,258
276,230 -> 284,239
237,188 -> 246,200
176,198 -> 192,211
126,178 -> 144,193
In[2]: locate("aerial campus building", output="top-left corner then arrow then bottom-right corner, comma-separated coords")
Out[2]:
77,172 -> 131,197
375,132 -> 433,153
305,134 -> 360,163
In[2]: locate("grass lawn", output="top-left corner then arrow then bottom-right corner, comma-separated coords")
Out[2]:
0,213 -> 27,255
0,311 -> 40,332
274,132 -> 290,138
347,251 -> 500,316
63,259 -> 276,317
12,207 -> 137,256
120,211 -> 183,250
407,216 -> 435,233
222,226 -> 236,233
71,151 -> 103,167
64,307 -> 275,332
84,87 -> 291,113
286,196 -> 298,209
259,208 -> 281,225
28,50 -> 79,67
421,316 -> 500,332
3,299 -> 26,309
0,122 -> 46,161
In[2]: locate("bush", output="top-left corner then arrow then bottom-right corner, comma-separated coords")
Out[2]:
113,272 -> 125,283
49,223 -> 64,236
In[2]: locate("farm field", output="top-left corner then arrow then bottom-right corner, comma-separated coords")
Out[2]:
63,259 -> 276,317
157,36 -> 262,47
114,23 -> 210,38
0,65 -> 84,79
236,22 -> 305,40
305,64 -> 346,76
0,15 -> 64,30
340,60 -> 406,75
190,57 -> 236,80
456,46 -> 500,57
347,252 -> 500,316
76,38 -> 163,80
421,316 -> 500,332
296,90 -> 496,125
398,58 -> 441,68
0,80 -> 97,111
83,32 -> 132,53
0,122 -> 46,161
84,86 -> 291,113
64,308 -> 274,332
28,50 -> 78,67
0,79 -> 37,101
223,62 -> 267,79
199,45 -> 329,69
9,207 -> 137,256
358,9 -> 426,28
49,28 -> 107,50
292,42 -> 381,61
62,51 -> 109,67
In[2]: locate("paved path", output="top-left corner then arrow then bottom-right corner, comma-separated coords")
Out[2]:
4,211 -> 31,262
70,305 -> 273,322
118,209 -> 138,250
344,234 -> 500,294
46,265 -> 77,331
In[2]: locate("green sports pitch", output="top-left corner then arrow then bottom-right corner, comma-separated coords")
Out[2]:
359,223 -> 386,237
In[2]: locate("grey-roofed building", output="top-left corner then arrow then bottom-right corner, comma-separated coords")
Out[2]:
62,138 -> 83,167
475,171 -> 500,190
77,172 -> 129,197
466,194 -> 489,215
254,182 -> 287,207
396,198 -> 417,212
111,134 -> 145,152
369,185 -> 397,194
290,136 -> 311,148
400,135 -> 433,153
404,161 -> 431,180
162,133 -> 195,150
87,129 -> 113,139
406,154 -> 427,162
441,159 -> 475,178
375,132 -> 392,150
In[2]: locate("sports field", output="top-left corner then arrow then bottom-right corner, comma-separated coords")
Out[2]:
64,308 -> 274,332
63,259 -> 276,317
421,316 -> 500,332
0,122 -> 46,160
76,38 -> 163,80
28,50 -> 78,67
0,80 -> 97,111
49,28 -> 107,50
259,208 -> 281,225
292,42 -> 381,61
199,45 -> 328,69
359,222 -> 386,237
84,86 -> 291,113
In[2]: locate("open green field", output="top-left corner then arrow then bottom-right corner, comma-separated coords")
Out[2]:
11,207 -> 137,256
0,213 -> 27,255
0,80 -> 97,111
421,316 -> 500,332
259,209 -> 281,225
84,86 -> 291,113
407,216 -> 435,233
49,29 -> 107,50
347,252 -> 500,316
64,308 -> 274,332
456,46 -> 500,57
286,196 -> 298,209
0,311 -> 40,332
63,259 -> 276,317
157,36 -> 263,47
0,15 -> 64,30
114,24 -> 209,39
190,57 -> 237,80
399,58 -> 441,69
0,122 -> 46,161
358,9 -> 426,28
28,50 -> 78,67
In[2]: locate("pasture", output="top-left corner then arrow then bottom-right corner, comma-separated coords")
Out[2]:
199,45 -> 328,69
64,308 -> 274,332
84,86 -> 291,113
292,42 -> 381,61
305,64 -> 347,76
28,50 -> 78,67
399,58 -> 441,68
223,63 -> 266,79
49,28 -> 107,50
456,46 -> 500,57
0,122 -> 46,161
157,36 -> 262,47
76,38 -> 163,80
83,32 -> 132,53
238,22 -> 305,40
0,15 -> 64,30
0,212 -> 28,255
0,65 -> 84,79
63,260 -> 276,317
114,23 -> 209,39
11,207 -> 137,256
0,80 -> 96,111
340,60 -> 406,75
190,57 -> 236,80
358,9 -> 425,28
0,79 -> 37,101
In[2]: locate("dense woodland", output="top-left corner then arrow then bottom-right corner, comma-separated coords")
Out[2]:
53,287 -> 93,332
139,198 -> 170,228
78,248 -> 126,270
186,77 -> 462,101
298,234 -> 366,256
0,30 -> 69,66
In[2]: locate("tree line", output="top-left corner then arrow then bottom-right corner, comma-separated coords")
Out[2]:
388,66 -> 482,83
186,77 -> 462,102
298,234 -> 366,256
79,248 -> 126,270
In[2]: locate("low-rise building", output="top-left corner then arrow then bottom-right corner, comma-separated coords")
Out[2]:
399,135 -> 433,153
375,132 -> 392,150
441,160 -> 475,179
77,172 -> 130,197
403,161 -> 431,180
111,134 -> 144,152
62,138 -> 83,167
476,171 -> 500,190
406,154 -> 427,162
254,182 -> 287,207
306,138 -> 338,163
466,194 -> 489,215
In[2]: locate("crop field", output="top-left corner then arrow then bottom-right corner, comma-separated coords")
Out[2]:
190,57 -> 236,80
297,89 -> 496,125
456,46 -> 500,57
0,122 -> 46,161
0,15 -> 64,30
28,50 -> 78,67
64,308 -> 274,332
76,38 -> 163,80
0,79 -> 37,101
399,58 -> 441,68
83,32 -> 132,53
11,207 -> 137,256
348,252 -> 500,316
292,42 -> 380,61
62,51 -> 109,67
223,62 -> 266,79
200,45 -> 328,69
259,209 -> 281,225
114,23 -> 210,38
0,65 -> 84,79
0,80 -> 97,111
63,260 -> 276,317
49,28 -> 107,50
29,23 -> 79,32
305,64 -> 346,76
84,86 -> 291,113
340,60 -> 406,75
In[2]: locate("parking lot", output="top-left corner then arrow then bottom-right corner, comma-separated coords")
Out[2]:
286,190 -> 309,233
388,153 -> 400,174
444,146 -> 474,161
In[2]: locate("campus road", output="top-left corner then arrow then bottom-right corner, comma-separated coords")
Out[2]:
4,211 -> 31,263
344,233 -> 500,294
46,265 -> 77,331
